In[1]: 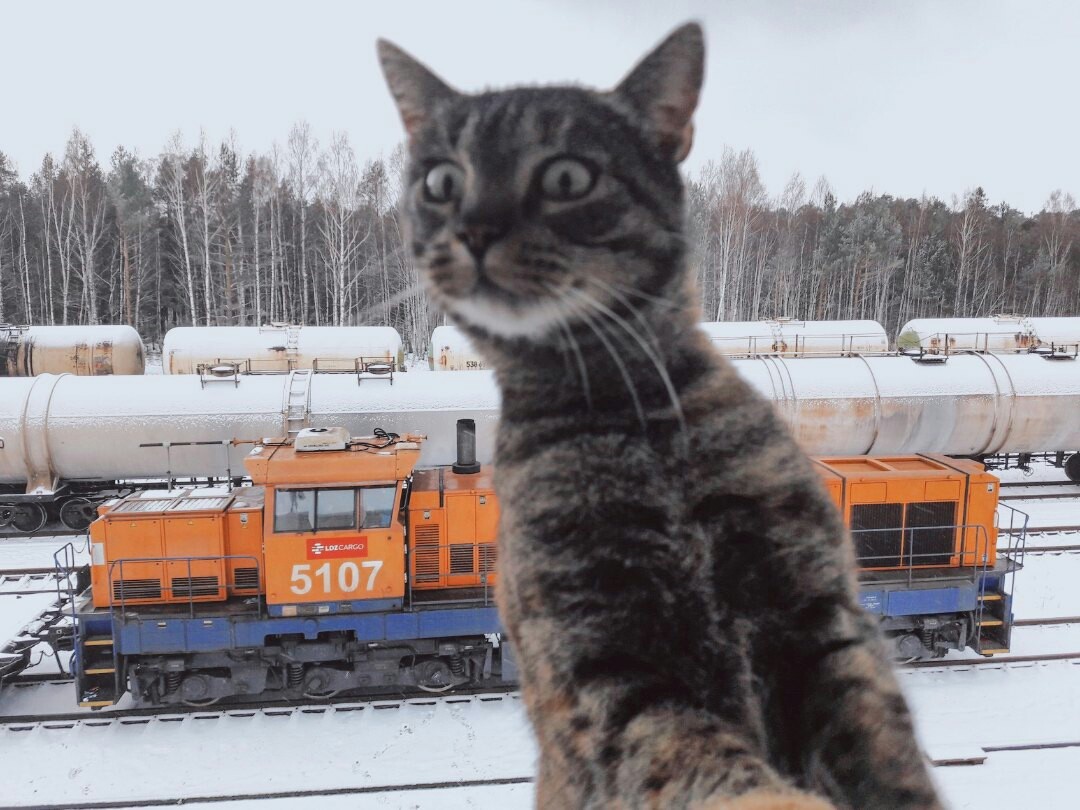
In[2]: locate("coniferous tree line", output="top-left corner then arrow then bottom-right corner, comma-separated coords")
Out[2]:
0,129 -> 1077,353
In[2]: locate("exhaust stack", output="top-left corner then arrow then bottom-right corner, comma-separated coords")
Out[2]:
452,418 -> 481,475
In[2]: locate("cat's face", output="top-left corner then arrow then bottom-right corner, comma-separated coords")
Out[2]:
379,24 -> 704,341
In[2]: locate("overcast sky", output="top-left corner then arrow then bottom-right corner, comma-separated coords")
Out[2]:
4,0 -> 1077,214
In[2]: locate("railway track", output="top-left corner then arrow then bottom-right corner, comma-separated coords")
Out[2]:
0,684 -> 521,728
906,651 -> 1080,669
0,775 -> 536,810
0,568 -> 71,597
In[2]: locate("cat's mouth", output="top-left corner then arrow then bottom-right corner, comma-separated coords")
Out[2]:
437,265 -> 574,339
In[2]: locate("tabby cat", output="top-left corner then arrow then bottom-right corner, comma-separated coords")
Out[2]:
379,23 -> 942,810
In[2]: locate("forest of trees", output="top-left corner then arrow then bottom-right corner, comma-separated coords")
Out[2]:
0,128 -> 1077,352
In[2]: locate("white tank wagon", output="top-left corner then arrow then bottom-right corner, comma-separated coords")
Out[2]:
699,319 -> 889,357
736,353 -> 1080,471
430,325 -> 486,370
3,352 -> 1080,533
897,315 -> 1080,354
162,325 -> 404,374
0,324 -> 145,376
0,371 -> 499,532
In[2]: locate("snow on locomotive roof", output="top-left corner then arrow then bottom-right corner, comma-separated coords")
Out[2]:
699,319 -> 888,356
162,325 -> 403,374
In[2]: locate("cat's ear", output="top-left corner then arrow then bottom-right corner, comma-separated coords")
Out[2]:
377,39 -> 459,140
613,23 -> 704,163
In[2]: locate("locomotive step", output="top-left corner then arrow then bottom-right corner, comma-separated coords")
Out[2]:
83,666 -> 116,675
978,593 -> 1003,601
977,619 -> 1004,627
82,636 -> 114,646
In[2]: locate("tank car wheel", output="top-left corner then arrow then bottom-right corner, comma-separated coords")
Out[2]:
10,503 -> 47,534
1065,453 -> 1080,483
59,498 -> 97,532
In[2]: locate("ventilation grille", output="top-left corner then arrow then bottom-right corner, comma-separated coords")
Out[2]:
171,576 -> 221,598
479,543 -> 497,574
450,544 -> 475,575
233,567 -> 259,590
851,503 -> 904,567
905,502 -> 957,566
112,578 -> 162,602
413,524 -> 440,584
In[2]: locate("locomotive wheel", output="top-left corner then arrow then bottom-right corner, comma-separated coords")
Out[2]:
1065,453 -> 1080,483
10,503 -> 47,534
413,659 -> 456,693
181,697 -> 220,708
0,505 -> 15,529
59,498 -> 97,532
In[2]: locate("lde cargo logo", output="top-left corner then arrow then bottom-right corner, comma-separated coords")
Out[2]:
307,538 -> 368,559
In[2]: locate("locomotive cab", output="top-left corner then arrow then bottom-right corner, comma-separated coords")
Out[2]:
245,427 -> 421,615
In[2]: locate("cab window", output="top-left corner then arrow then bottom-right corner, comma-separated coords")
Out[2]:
274,489 -> 316,533
316,488 -> 357,530
360,486 -> 396,529
274,488 -> 359,533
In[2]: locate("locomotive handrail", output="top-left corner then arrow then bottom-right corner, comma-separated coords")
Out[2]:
51,540 -> 82,676
849,522 -> 993,588
106,554 -> 263,622
850,521 -> 1019,654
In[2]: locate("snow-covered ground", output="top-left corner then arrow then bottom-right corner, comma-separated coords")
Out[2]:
1,465 -> 1078,809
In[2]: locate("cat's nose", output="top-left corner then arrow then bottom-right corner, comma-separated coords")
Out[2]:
457,223 -> 507,262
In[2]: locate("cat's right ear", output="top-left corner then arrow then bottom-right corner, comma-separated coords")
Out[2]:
613,22 -> 705,163
377,39 -> 459,141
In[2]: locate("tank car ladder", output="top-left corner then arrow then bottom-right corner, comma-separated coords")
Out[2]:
283,369 -> 313,437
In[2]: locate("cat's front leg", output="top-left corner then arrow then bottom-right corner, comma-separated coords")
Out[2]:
789,613 -> 943,810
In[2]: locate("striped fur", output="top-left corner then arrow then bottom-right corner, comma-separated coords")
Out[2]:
379,23 -> 942,810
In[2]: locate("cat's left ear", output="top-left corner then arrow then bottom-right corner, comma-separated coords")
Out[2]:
377,39 -> 459,140
612,22 -> 704,163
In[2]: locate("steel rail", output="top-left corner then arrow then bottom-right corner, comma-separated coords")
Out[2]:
4,775 -> 536,810
0,685 -> 521,728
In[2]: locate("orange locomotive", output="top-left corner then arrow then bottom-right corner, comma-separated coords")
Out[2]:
813,455 -> 1023,658
76,425 -> 501,707
66,424 -> 1025,708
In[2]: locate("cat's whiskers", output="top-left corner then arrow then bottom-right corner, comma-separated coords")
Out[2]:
551,285 -> 647,428
603,279 -> 681,310
544,296 -> 594,411
566,286 -> 687,437
580,279 -> 688,440
350,282 -> 423,325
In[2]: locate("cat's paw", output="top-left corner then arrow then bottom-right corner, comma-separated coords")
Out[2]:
693,790 -> 836,810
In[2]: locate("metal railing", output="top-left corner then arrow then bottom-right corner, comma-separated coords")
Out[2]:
107,555 -> 263,621
851,523 -> 993,586
709,332 -> 889,358
853,514 -> 1028,654
901,331 -> 1080,358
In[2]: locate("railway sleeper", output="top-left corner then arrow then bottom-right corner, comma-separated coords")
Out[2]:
126,635 -> 497,706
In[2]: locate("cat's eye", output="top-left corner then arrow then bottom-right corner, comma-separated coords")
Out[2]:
424,162 -> 465,203
539,158 -> 596,201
